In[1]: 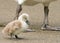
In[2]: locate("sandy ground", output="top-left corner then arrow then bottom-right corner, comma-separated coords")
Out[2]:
1,27 -> 60,43
0,0 -> 60,43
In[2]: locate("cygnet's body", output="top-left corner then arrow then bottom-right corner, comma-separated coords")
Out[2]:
2,13 -> 30,38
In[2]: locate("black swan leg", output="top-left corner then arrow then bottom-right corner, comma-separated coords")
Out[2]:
41,6 -> 60,31
14,5 -> 22,20
41,6 -> 49,29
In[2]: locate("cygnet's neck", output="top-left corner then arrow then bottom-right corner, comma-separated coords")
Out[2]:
18,16 -> 25,23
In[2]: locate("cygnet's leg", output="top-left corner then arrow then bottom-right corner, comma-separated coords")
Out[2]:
14,5 -> 22,20
10,33 -> 14,38
41,6 -> 60,31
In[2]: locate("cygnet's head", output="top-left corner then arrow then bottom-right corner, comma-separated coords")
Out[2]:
18,13 -> 30,25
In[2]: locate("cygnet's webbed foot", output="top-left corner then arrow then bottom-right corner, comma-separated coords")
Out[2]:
15,35 -> 19,39
15,35 -> 24,39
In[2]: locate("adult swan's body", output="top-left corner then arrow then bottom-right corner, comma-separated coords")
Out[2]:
15,0 -> 60,30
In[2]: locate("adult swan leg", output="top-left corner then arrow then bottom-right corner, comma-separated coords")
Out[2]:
41,0 -> 60,30
41,5 -> 60,31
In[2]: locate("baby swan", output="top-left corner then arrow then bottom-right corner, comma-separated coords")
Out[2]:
2,13 -> 32,39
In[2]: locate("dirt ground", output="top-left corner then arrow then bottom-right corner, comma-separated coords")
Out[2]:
0,27 -> 60,43
0,0 -> 60,43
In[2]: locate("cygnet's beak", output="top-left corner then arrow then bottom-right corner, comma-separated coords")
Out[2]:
26,20 -> 30,25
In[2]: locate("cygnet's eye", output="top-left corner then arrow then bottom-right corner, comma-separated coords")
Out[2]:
25,17 -> 27,20
23,15 -> 27,20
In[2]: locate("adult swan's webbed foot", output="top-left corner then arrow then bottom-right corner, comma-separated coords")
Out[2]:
41,24 -> 60,31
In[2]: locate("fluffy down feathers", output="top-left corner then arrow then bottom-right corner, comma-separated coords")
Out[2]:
2,20 -> 21,36
2,13 -> 29,38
